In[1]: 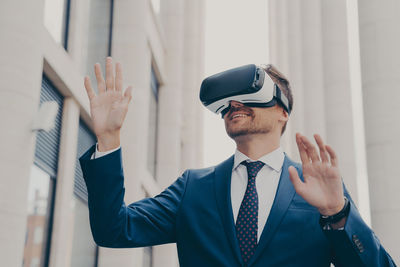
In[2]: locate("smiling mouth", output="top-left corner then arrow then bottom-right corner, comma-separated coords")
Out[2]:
231,113 -> 249,120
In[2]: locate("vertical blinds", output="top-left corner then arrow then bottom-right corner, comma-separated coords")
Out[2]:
34,75 -> 64,177
74,120 -> 96,202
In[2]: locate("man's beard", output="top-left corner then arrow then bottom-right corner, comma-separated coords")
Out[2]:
225,116 -> 271,139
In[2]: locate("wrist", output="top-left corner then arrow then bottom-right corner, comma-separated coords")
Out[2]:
319,197 -> 346,216
329,216 -> 347,229
319,197 -> 350,230
97,132 -> 120,152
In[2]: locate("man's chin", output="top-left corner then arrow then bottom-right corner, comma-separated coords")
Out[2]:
226,129 -> 250,139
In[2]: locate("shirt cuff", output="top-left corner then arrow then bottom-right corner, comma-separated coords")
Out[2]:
90,143 -> 121,159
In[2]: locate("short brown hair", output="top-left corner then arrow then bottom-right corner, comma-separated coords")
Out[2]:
262,64 -> 293,135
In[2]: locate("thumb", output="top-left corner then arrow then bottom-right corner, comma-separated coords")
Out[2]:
288,166 -> 305,195
123,86 -> 133,104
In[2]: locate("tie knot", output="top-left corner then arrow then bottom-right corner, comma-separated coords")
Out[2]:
242,160 -> 265,179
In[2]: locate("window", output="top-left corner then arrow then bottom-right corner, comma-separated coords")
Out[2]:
86,0 -> 114,89
31,258 -> 40,267
43,0 -> 71,49
23,76 -> 63,267
34,76 -> 64,177
73,121 -> 96,202
23,165 -> 56,267
71,197 -> 98,267
33,227 -> 44,244
147,67 -> 160,178
70,120 -> 98,266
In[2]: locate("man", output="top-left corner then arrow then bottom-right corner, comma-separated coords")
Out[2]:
80,57 -> 395,266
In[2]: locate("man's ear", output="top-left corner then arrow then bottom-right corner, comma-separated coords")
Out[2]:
278,107 -> 289,123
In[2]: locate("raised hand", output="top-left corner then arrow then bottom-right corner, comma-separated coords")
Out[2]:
84,57 -> 132,151
288,133 -> 345,216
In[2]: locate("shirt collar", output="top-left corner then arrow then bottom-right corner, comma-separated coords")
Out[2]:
233,147 -> 285,172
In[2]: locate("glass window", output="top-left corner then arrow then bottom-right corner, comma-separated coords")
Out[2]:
86,0 -> 114,90
33,227 -> 44,244
23,76 -> 63,267
70,197 -> 98,267
74,120 -> 96,202
31,258 -> 40,267
43,0 -> 71,48
22,165 -> 56,267
70,120 -> 98,266
147,67 -> 160,178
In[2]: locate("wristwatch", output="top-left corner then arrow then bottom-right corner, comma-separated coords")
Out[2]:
319,197 -> 350,230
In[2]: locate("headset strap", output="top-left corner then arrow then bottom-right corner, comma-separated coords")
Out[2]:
273,84 -> 291,114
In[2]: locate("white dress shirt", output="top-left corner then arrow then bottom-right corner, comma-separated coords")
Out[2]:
91,145 -> 120,159
231,147 -> 284,241
92,145 -> 285,241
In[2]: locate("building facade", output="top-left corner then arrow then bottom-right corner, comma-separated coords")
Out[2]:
0,0 -> 205,267
268,0 -> 399,262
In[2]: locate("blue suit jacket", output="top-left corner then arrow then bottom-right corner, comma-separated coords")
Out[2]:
79,146 -> 395,267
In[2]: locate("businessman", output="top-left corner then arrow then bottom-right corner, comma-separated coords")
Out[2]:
79,57 -> 395,266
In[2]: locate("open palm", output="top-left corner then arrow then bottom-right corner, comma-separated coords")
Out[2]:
288,133 -> 345,216
84,57 -> 132,151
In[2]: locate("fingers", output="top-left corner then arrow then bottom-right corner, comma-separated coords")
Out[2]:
288,166 -> 306,195
301,136 -> 320,162
84,76 -> 96,100
314,134 -> 329,163
295,133 -> 310,165
325,145 -> 338,167
94,63 -> 106,93
299,134 -> 320,163
115,62 -> 123,92
296,133 -> 338,167
105,57 -> 115,91
123,86 -> 133,104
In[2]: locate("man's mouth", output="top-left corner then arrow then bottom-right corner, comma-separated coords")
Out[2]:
230,112 -> 250,120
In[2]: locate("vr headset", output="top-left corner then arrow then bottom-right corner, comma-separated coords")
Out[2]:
199,64 -> 291,118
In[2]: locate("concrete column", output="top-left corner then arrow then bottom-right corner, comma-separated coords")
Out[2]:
320,0 -> 370,219
48,98 -> 80,267
193,1 -> 206,168
268,0 -> 371,221
358,0 -> 400,260
268,0 -> 325,159
157,0 -> 184,188
269,0 -> 292,153
281,0 -> 305,156
153,1 -> 185,267
0,1 -> 44,266
97,0 -> 151,266
181,0 -> 205,170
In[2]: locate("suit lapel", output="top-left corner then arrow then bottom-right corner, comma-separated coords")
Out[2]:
214,155 -> 243,266
248,155 -> 297,266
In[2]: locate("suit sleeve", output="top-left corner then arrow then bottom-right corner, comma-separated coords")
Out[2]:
79,145 -> 189,248
325,185 -> 397,267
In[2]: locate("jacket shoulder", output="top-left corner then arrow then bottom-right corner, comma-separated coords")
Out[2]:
284,153 -> 303,174
185,165 -> 216,181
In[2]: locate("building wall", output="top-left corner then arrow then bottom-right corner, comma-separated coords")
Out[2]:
0,1 -> 205,267
358,0 -> 400,261
268,0 -> 398,262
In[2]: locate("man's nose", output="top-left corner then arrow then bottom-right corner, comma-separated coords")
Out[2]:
230,100 -> 244,108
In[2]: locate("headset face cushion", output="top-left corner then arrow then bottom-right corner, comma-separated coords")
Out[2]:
219,99 -> 279,118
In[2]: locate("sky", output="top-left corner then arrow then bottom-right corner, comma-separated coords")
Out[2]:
203,0 -> 269,167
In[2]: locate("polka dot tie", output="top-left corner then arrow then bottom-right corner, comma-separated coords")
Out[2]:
236,160 -> 265,265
